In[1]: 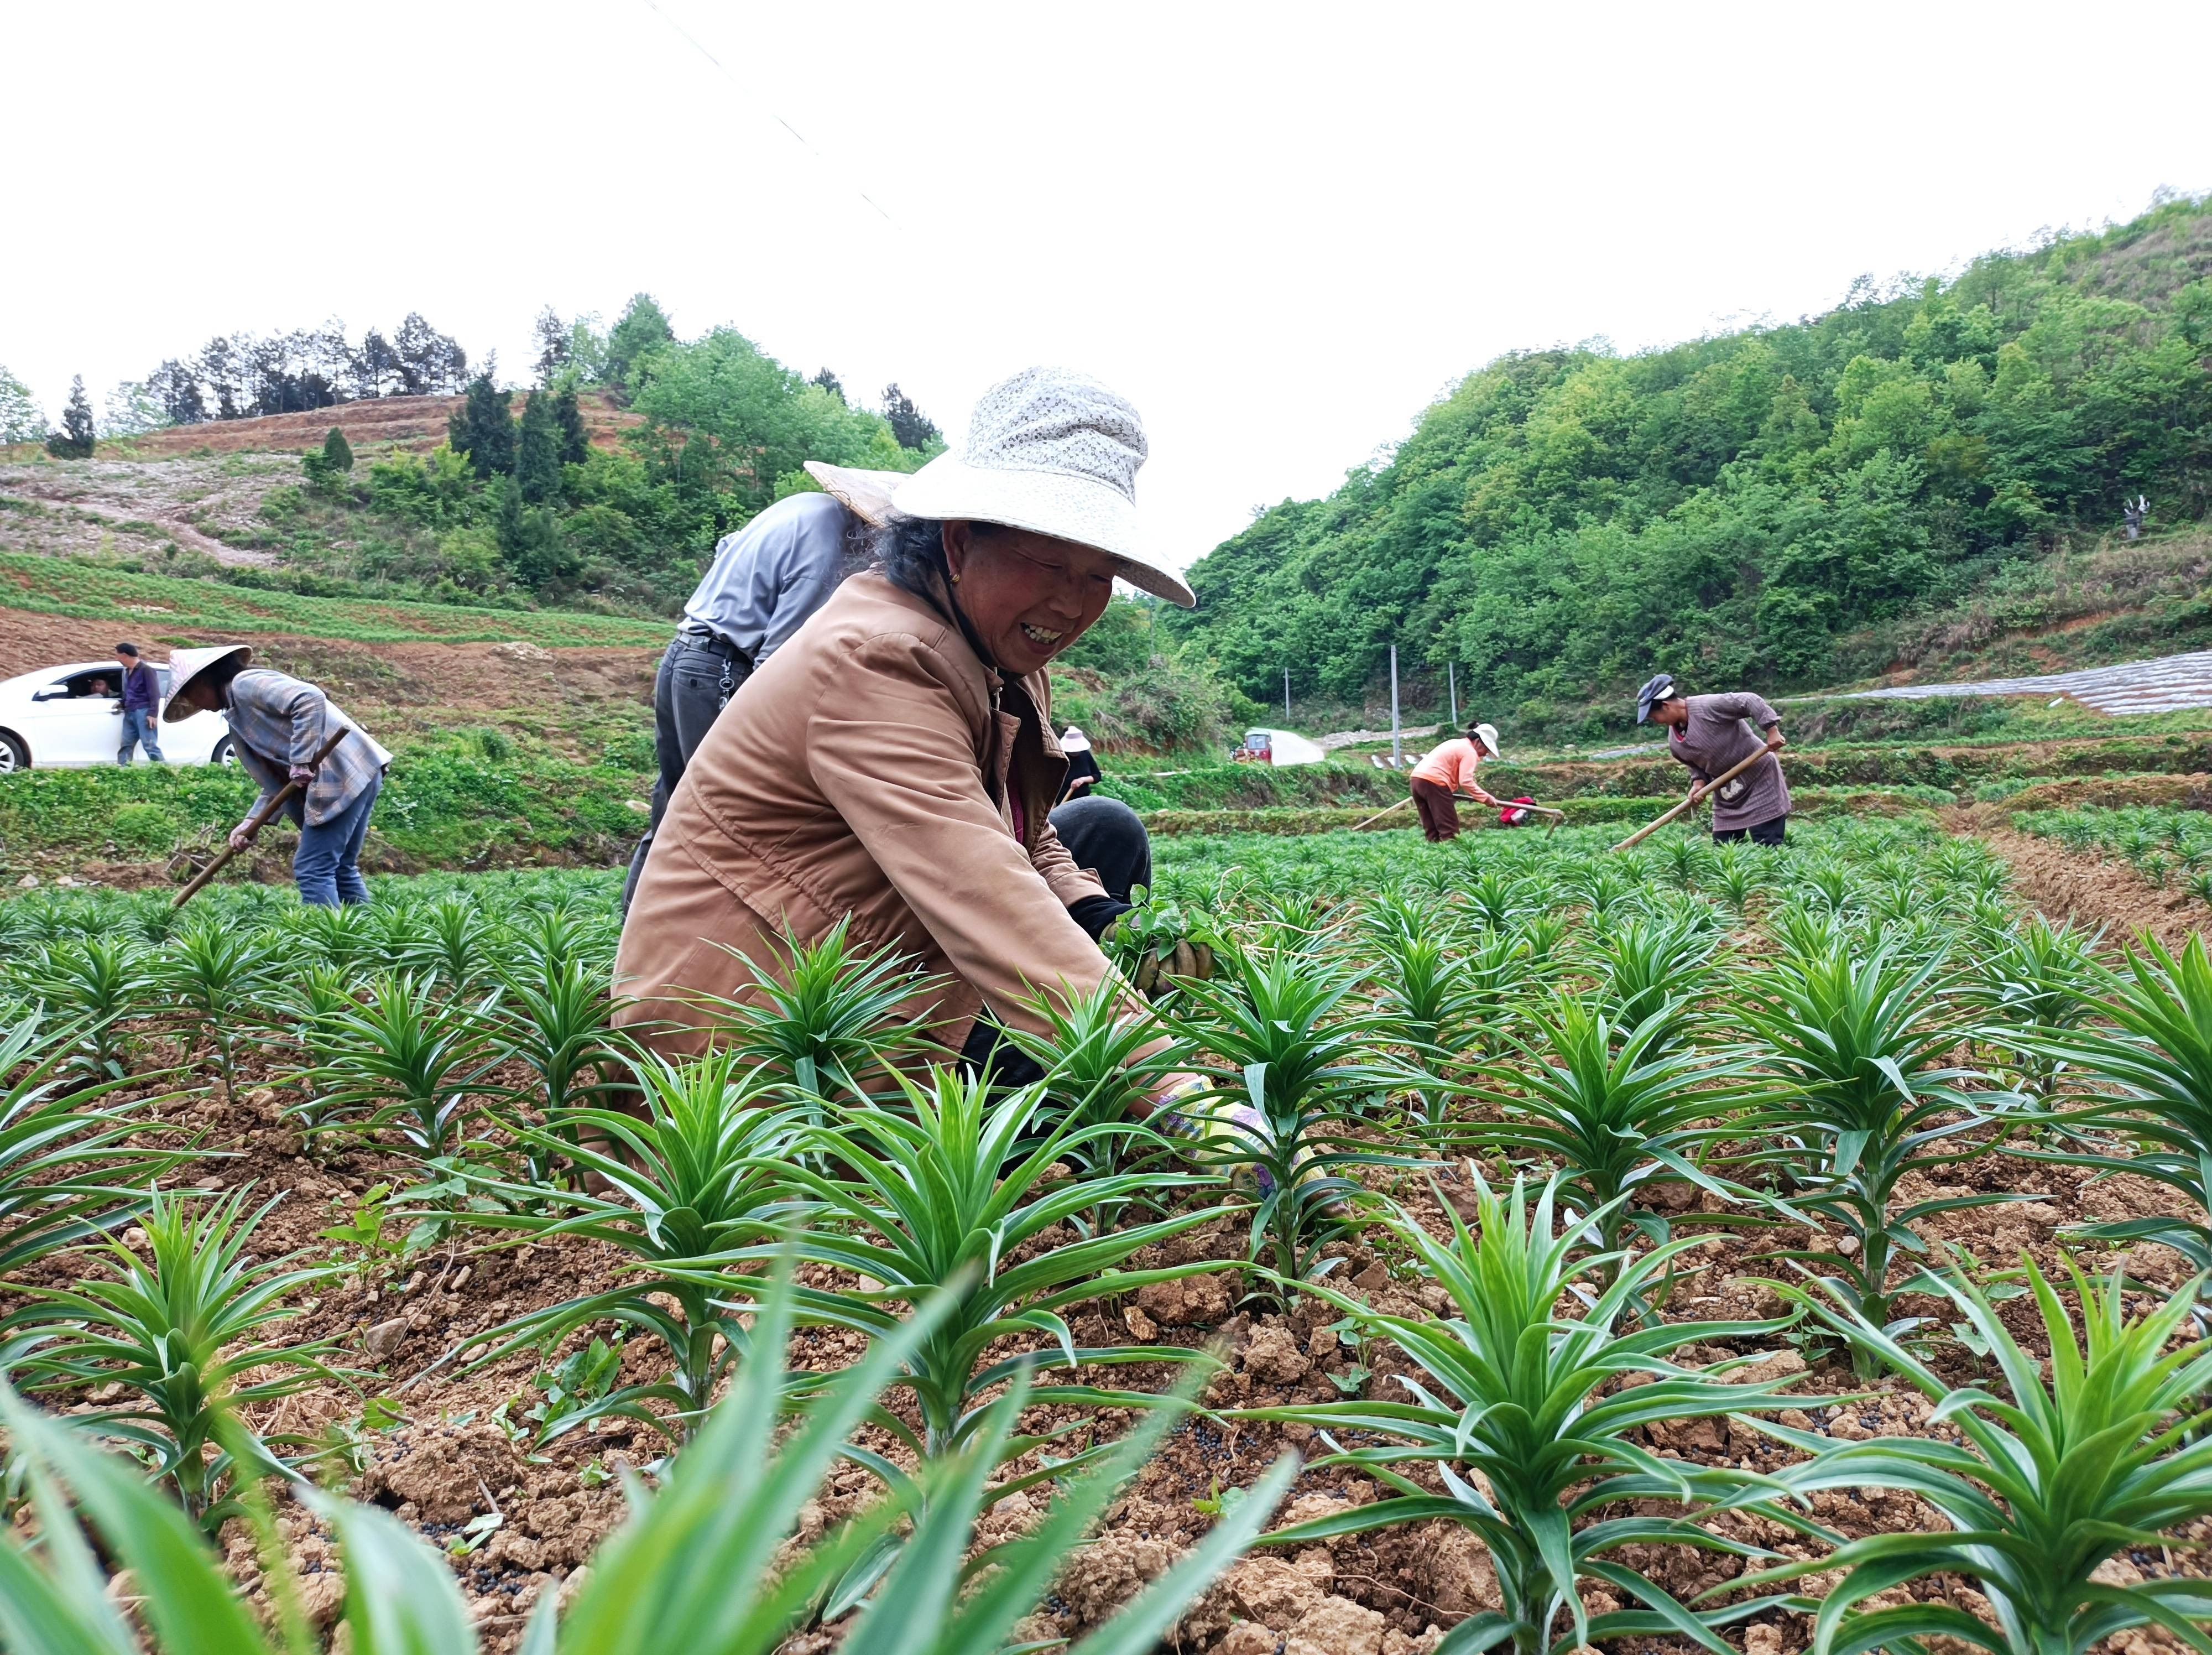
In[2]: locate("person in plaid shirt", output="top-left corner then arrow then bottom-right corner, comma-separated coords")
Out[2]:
164,644 -> 392,905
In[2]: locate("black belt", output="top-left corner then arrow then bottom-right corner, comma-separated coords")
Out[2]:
674,624 -> 750,664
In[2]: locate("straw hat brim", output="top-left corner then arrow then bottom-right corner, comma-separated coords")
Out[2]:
888,454 -> 1195,608
801,461 -> 910,529
161,644 -> 253,721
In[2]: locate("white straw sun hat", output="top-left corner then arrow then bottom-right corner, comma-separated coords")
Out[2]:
1473,722 -> 1502,760
887,366 -> 1195,608
161,643 -> 253,722
801,460 -> 909,528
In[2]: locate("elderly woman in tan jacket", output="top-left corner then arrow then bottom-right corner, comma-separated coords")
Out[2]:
615,366 -> 1214,1121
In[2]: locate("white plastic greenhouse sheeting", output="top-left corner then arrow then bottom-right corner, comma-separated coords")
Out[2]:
1837,650 -> 2212,716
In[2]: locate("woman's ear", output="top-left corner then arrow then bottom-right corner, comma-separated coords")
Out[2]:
941,521 -> 971,583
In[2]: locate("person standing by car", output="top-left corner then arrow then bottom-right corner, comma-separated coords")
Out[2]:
620,461 -> 911,910
1635,672 -> 1790,844
163,644 -> 391,905
113,643 -> 164,765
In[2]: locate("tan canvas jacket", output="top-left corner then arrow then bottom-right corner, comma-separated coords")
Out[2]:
613,570 -> 1123,1056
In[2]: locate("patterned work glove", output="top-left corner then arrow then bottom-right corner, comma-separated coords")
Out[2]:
1129,938 -> 1216,995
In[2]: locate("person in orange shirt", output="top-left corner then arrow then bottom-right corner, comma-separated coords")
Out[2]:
1407,721 -> 1503,842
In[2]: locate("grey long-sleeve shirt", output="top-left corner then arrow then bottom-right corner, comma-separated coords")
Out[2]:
682,492 -> 865,664
1665,691 -> 1790,832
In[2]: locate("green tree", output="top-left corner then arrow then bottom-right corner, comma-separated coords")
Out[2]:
447,376 -> 515,478
628,328 -> 910,516
551,386 -> 589,466
44,375 -> 95,459
883,381 -> 941,451
604,292 -> 675,395
321,425 -> 353,471
516,389 -> 562,505
0,364 -> 48,445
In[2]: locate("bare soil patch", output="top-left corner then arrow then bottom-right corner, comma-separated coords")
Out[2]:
1968,813 -> 2212,948
4,391 -> 644,462
0,607 -> 658,753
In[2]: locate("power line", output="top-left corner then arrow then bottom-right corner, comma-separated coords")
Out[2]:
635,0 -> 899,228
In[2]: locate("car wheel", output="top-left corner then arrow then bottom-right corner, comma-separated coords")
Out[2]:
0,731 -> 26,773
210,734 -> 237,766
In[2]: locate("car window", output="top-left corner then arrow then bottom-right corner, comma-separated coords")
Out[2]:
156,668 -> 171,695
65,672 -> 118,698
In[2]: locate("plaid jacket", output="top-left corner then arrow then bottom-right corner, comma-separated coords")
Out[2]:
221,669 -> 391,826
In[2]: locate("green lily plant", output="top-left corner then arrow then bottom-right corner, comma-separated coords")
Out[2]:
701,917 -> 943,1113
1728,941 -> 2025,1368
1735,1255 -> 2212,1655
0,1266 -> 1295,1655
1000,977 -> 1191,1230
432,1047 -> 813,1442
296,972 -> 499,1155
1233,1172 -> 1816,1655
1474,996 -> 1763,1260
0,1014 -> 190,1275
2025,935 -> 2212,1272
1166,948 -> 1427,1297
163,918 -> 281,1099
1,1188 -> 347,1528
693,1065 -> 1232,1484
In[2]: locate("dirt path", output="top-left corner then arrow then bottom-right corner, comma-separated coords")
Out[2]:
1958,808 -> 2212,948
1,485 -> 272,566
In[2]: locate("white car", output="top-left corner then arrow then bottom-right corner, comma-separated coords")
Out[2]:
0,661 -> 237,772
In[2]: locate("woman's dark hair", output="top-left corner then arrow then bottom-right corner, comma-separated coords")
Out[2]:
199,654 -> 247,695
872,516 -> 1014,670
873,516 -> 952,601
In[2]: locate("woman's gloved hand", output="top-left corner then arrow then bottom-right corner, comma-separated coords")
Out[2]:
1129,936 -> 1215,995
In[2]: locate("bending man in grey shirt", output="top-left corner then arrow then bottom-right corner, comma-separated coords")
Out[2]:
622,488 -> 872,908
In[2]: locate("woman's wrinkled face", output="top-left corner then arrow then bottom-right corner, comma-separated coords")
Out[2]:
941,522 -> 1117,676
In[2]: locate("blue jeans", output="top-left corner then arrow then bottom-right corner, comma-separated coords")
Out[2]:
290,771 -> 382,907
118,707 -> 164,764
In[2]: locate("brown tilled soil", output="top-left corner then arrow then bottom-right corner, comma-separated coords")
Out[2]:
0,609 -> 658,761
1954,805 -> 2212,950
0,392 -> 641,465
37,1028 -> 2204,1655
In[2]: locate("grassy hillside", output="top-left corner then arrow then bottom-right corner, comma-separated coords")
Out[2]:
1169,194 -> 2212,741
0,545 -> 666,647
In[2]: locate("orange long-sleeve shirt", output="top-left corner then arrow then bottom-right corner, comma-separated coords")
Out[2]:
1410,737 -> 1498,803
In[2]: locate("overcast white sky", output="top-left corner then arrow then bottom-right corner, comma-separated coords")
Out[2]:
5,1 -> 2209,570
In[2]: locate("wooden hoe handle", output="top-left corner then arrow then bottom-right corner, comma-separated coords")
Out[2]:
1610,744 -> 1776,853
172,726 -> 353,909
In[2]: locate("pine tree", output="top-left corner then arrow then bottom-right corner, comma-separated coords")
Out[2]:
532,306 -> 571,386
551,387 -> 589,466
604,293 -> 675,396
515,390 -> 561,505
322,426 -> 353,471
45,376 -> 95,459
447,376 -> 515,478
811,367 -> 846,402
883,383 -> 940,451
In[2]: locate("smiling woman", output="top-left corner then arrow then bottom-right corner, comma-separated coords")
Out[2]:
615,366 -> 1208,1108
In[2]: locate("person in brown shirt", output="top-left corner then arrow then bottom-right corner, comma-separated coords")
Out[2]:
1635,673 -> 1790,844
615,366 -> 1210,1106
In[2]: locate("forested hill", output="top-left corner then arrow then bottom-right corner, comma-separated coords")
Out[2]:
1167,195 -> 2212,733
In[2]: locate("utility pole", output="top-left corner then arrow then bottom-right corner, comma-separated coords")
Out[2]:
1448,662 -> 1458,729
1284,667 -> 1291,724
1390,645 -> 1402,768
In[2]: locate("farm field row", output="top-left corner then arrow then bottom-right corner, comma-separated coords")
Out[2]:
4,820 -> 2212,1652
0,549 -> 668,648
